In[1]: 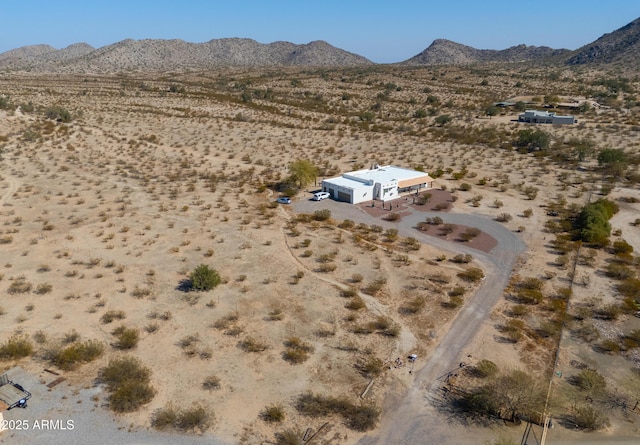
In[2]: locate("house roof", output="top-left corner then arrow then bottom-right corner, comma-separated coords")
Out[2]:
324,165 -> 432,187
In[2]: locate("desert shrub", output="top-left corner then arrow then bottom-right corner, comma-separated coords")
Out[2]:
598,339 -> 621,354
457,267 -> 484,282
351,273 -> 364,283
451,254 -> 473,264
313,209 -> 331,221
8,277 -> 32,294
188,264 -> 221,291
448,286 -> 466,297
34,283 -> 53,294
459,183 -> 472,191
45,105 -> 72,122
175,405 -> 212,432
275,429 -> 304,445
510,304 -> 529,317
384,212 -> 401,222
0,334 -> 34,359
384,228 -> 399,242
367,316 -> 400,337
612,239 -> 633,255
604,263 -> 633,280
317,262 -> 337,273
575,199 -> 618,246
425,216 -> 443,225
495,213 -> 513,222
47,339 -> 104,370
434,201 -> 451,210
341,287 -> 359,298
99,356 -> 155,412
459,227 -> 482,241
515,128 -> 550,151
261,404 -> 285,423
573,405 -> 610,430
100,310 -> 126,324
345,295 -> 366,311
523,208 -> 533,217
362,278 -> 386,296
443,295 -> 463,309
474,360 -> 498,378
574,368 -> 606,394
338,219 -> 354,229
401,296 -> 426,314
152,404 -> 212,432
416,193 -> 432,205
357,356 -> 385,377
295,393 -> 380,431
238,337 -> 268,352
202,374 -> 221,390
618,277 -> 640,298
595,304 -> 621,320
283,337 -> 314,364
151,405 -> 178,429
112,326 -> 140,350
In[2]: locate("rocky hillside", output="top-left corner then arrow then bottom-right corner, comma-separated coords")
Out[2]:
566,17 -> 640,66
402,39 -> 569,65
0,38 -> 372,72
2,16 -> 639,71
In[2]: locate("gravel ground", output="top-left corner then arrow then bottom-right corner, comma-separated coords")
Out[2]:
0,367 -> 230,445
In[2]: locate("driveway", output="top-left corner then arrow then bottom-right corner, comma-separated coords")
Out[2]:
294,197 -> 527,444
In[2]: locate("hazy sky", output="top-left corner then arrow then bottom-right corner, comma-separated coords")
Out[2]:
1,0 -> 638,63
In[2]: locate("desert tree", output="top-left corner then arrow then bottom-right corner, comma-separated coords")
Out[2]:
288,159 -> 318,190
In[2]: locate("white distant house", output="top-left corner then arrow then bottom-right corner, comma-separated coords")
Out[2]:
518,110 -> 576,125
321,164 -> 434,204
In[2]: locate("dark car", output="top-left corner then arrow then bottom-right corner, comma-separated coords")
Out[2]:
276,197 -> 292,204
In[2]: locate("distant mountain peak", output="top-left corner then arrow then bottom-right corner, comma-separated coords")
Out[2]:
567,16 -> 640,65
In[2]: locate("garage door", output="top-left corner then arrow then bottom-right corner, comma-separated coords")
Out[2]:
337,191 -> 352,203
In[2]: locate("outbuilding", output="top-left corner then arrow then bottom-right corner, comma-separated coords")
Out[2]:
321,165 -> 434,204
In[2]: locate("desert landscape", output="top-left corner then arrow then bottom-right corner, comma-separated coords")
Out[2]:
1,16 -> 640,445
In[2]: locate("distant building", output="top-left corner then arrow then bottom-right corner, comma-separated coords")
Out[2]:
493,101 -> 516,107
321,165 -> 434,204
518,109 -> 575,125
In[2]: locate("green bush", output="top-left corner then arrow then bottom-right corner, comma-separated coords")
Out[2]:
112,326 -> 140,350
0,334 -> 33,359
457,267 -> 484,282
48,339 -> 104,370
313,209 -> 332,221
189,264 -> 221,291
45,105 -> 72,122
575,368 -> 606,394
573,405 -> 610,430
100,310 -> 126,324
99,356 -> 155,412
283,337 -> 314,364
152,404 -> 212,432
238,336 -> 268,352
474,359 -> 498,378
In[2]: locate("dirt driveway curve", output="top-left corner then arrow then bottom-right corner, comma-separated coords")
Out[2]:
294,197 -> 526,444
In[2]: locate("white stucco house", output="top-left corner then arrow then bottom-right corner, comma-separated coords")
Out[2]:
321,165 -> 434,204
518,110 -> 576,125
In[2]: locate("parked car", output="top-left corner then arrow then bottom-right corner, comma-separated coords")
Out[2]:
312,192 -> 330,201
276,197 -> 292,204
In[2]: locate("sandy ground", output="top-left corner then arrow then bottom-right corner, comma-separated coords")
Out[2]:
0,69 -> 639,444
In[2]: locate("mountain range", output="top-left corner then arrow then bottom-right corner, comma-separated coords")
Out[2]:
0,16 -> 638,72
